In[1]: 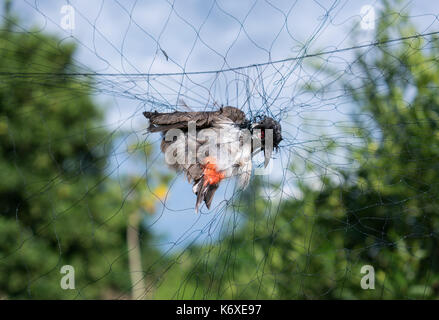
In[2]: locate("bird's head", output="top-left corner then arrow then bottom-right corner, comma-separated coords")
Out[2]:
251,116 -> 282,166
253,117 -> 282,149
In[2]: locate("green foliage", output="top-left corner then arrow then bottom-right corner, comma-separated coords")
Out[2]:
0,17 -> 167,299
166,2 -> 439,299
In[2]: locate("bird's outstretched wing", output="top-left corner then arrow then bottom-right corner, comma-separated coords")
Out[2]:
143,106 -> 246,132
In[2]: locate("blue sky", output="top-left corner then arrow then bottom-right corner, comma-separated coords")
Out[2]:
6,0 -> 439,252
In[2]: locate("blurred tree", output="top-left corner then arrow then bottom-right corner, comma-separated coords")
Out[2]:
165,0 -> 439,299
0,7 -> 170,299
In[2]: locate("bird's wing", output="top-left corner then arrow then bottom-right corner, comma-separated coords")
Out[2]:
143,106 -> 246,132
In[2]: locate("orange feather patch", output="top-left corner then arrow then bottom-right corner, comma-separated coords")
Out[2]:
202,157 -> 225,186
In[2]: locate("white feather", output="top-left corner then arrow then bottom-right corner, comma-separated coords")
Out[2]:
164,116 -> 253,189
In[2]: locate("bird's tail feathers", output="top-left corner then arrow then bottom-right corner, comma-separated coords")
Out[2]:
193,178 -> 219,213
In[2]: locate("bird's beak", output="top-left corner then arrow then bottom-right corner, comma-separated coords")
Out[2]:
263,129 -> 273,168
264,149 -> 269,168
264,146 -> 273,168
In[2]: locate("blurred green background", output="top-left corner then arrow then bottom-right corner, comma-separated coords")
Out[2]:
1,0 -> 439,299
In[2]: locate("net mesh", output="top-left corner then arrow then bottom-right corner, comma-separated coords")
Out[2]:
1,0 -> 439,299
